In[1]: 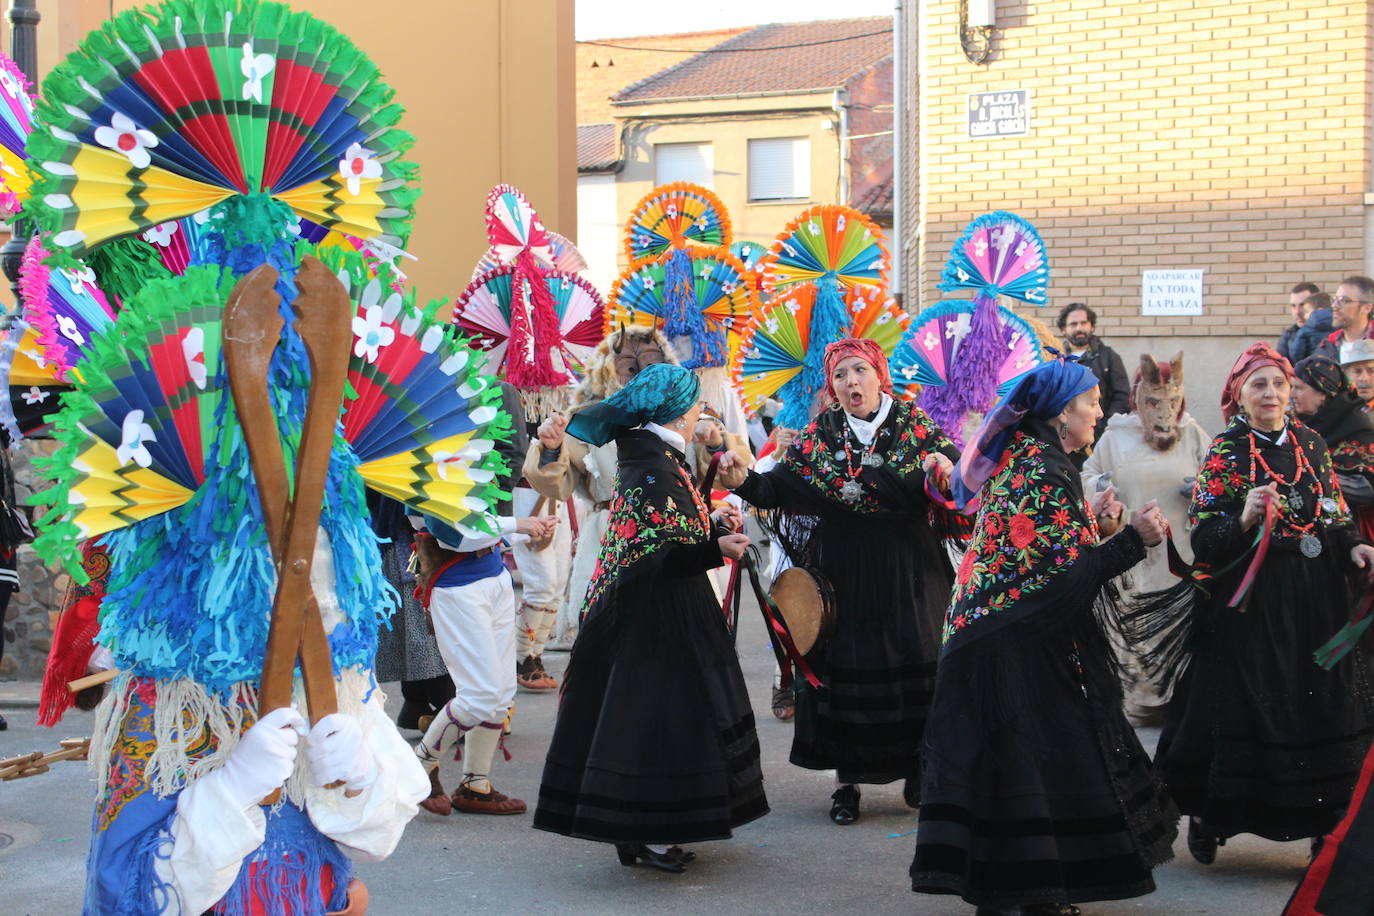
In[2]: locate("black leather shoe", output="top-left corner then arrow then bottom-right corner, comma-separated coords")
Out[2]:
665,846 -> 697,863
1188,816 -> 1218,865
830,784 -> 861,824
396,700 -> 430,731
615,843 -> 686,873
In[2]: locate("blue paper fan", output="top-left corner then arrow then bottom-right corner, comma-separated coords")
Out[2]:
890,299 -> 1044,399
939,211 -> 1049,305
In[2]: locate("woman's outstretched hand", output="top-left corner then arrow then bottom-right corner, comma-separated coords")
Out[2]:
1129,500 -> 1167,548
716,452 -> 748,489
718,532 -> 750,560
1350,544 -> 1374,583
922,453 -> 954,496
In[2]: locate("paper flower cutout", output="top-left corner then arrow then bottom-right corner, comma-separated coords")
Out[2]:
21,387 -> 46,405
94,113 -> 158,169
56,314 -> 85,346
182,327 -> 207,390
141,222 -> 179,247
116,410 -> 155,468
240,42 -> 274,103
338,143 -> 382,196
352,305 -> 395,363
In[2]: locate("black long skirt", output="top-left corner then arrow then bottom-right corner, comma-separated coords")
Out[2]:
790,512 -> 950,786
1157,545 -> 1374,841
533,574 -> 768,844
911,621 -> 1177,907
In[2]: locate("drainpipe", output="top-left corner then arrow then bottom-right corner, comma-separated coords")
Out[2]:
892,0 -> 904,307
833,88 -> 849,206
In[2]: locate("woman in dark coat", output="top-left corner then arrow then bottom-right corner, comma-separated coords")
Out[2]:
1291,354 -> 1374,543
533,363 -> 767,872
717,337 -> 964,824
1150,344 -> 1374,864
911,358 -> 1177,916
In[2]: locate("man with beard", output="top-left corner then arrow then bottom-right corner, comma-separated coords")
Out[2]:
1082,352 -> 1210,725
1058,303 -> 1129,462
1278,282 -> 1320,363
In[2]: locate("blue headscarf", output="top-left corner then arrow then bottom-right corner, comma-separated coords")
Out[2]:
950,357 -> 1097,510
566,362 -> 702,447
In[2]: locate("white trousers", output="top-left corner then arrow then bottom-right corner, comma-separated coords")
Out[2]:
428,570 -> 517,727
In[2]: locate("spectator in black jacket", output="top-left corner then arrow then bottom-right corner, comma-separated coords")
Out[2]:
1057,302 -> 1129,464
1292,292 -> 1333,364
1278,281 -> 1320,363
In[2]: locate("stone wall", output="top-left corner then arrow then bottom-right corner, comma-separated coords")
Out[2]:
0,439 -> 67,681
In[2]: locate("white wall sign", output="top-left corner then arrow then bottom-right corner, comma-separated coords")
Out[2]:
1141,269 -> 1205,316
967,90 -> 1031,139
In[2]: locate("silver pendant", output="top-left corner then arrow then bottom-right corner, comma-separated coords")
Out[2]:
1300,534 -> 1323,558
861,452 -> 884,468
840,479 -> 864,503
1321,497 -> 1339,516
1288,491 -> 1305,513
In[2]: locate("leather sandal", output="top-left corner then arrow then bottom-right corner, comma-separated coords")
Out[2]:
1187,816 -> 1219,865
616,843 -> 686,873
829,784 -> 860,825
419,765 -> 451,816
530,655 -> 559,689
451,778 -> 527,815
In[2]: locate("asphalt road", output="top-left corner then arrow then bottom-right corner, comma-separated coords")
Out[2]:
1,598 -> 1309,915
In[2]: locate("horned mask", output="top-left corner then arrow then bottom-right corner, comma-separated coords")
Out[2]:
1133,352 -> 1185,451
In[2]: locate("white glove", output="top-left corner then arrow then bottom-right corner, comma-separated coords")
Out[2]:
212,706 -> 307,810
304,713 -> 377,791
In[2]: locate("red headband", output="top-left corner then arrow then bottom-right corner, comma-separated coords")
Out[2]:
1221,342 -> 1292,421
823,337 -> 893,403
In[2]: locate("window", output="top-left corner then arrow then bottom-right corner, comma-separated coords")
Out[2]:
748,137 -> 810,202
654,142 -> 713,188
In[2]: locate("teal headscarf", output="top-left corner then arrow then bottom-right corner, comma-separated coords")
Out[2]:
566,363 -> 701,447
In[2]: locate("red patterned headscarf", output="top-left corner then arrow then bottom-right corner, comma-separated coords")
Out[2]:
1222,342 -> 1293,421
823,337 -> 893,403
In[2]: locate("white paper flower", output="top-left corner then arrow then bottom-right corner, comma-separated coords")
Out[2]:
56,314 -> 84,346
922,330 -> 938,350
62,264 -> 96,288
0,68 -> 18,100
93,113 -> 158,170
21,348 -> 46,369
182,327 -> 207,389
642,276 -> 656,290
116,410 -> 155,468
337,142 -> 382,196
20,386 -> 46,405
351,305 -> 395,363
973,236 -> 988,258
945,312 -> 972,342
240,42 -> 274,103
141,221 -> 179,247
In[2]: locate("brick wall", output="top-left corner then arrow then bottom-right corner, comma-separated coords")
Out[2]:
911,0 -> 1373,345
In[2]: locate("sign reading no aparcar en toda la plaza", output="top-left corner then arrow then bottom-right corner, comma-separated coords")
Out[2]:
1141,269 -> 1205,317
967,90 -> 1031,139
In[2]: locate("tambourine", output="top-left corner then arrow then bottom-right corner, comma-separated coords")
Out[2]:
768,567 -> 836,656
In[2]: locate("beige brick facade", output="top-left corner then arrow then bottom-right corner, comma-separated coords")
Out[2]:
905,0 -> 1372,340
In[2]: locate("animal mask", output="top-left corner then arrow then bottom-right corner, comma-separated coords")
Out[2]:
1133,352 -> 1185,451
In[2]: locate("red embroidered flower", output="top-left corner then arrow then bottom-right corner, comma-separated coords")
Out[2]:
996,452 -> 1013,475
1011,473 -> 1026,489
1205,454 -> 1228,472
1207,477 -> 1226,496
913,424 -> 928,440
619,519 -> 639,539
1009,513 -> 1037,549
803,440 -> 814,455
1067,545 -> 1080,560
1050,508 -> 1072,529
984,513 -> 1004,536
957,548 -> 977,584
954,615 -> 968,629
1008,587 -> 1022,600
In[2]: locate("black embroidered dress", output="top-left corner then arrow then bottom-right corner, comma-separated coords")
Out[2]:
1155,418 -> 1374,842
734,399 -> 961,788
911,421 -> 1177,908
532,428 -> 768,844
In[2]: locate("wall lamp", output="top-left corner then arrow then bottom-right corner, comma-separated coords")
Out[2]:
961,0 -> 995,65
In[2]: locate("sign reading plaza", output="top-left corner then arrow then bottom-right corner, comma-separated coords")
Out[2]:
1141,269 -> 1205,317
967,90 -> 1031,139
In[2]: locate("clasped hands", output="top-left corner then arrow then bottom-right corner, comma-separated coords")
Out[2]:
1090,486 -> 1166,547
214,707 -> 377,811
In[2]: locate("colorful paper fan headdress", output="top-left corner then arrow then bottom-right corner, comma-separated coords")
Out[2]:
890,299 -> 1043,400
920,211 -> 1051,445
23,0 -> 420,262
742,205 -> 890,428
0,52 -> 35,215
732,283 -> 909,421
451,184 -> 603,412
19,237 -> 118,381
609,182 -> 754,370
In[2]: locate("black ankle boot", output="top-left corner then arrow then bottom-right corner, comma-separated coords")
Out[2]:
615,843 -> 686,873
1188,816 -> 1219,865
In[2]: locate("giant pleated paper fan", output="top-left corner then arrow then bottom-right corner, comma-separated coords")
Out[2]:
0,53 -> 35,215
19,237 -> 118,381
756,205 -> 888,296
624,182 -> 732,265
483,184 -> 581,271
605,248 -> 756,367
731,284 -> 909,419
23,0 -> 419,262
939,211 -> 1049,306
891,300 -> 1044,400
453,267 -> 604,381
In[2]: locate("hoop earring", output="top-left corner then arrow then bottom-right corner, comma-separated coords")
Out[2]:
1059,423 -> 1070,438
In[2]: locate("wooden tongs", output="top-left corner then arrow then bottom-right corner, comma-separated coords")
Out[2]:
223,257 -> 352,804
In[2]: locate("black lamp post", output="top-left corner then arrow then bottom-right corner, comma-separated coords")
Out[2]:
0,0 -> 39,312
